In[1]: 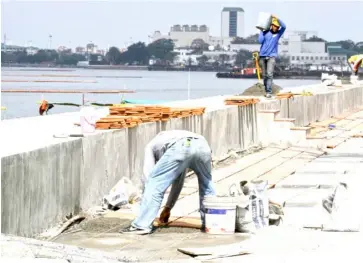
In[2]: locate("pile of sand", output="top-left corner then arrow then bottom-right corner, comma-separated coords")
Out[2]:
240,83 -> 282,96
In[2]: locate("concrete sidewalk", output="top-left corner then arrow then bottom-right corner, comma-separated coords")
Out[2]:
52,110 -> 363,262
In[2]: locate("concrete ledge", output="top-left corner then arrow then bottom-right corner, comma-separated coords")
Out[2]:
1,140 -> 82,237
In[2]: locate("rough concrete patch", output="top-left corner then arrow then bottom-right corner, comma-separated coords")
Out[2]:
74,217 -> 200,234
156,227 -> 201,234
240,83 -> 282,96
79,217 -> 131,233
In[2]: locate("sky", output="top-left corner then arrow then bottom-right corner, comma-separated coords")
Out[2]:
1,0 -> 362,50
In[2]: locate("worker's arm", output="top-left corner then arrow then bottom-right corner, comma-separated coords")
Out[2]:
277,18 -> 286,37
258,31 -> 266,44
142,142 -> 156,190
165,169 -> 187,209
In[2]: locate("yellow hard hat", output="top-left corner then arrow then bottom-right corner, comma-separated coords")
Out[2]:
271,18 -> 280,27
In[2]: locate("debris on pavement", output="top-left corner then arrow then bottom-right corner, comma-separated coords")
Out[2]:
102,177 -> 141,211
322,174 -> 363,232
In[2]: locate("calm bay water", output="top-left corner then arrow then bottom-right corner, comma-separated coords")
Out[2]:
1,67 -> 318,119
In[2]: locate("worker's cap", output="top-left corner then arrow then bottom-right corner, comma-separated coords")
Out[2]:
271,18 -> 280,27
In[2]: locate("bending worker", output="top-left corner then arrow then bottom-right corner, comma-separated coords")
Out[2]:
122,130 -> 216,235
258,15 -> 286,98
348,54 -> 363,76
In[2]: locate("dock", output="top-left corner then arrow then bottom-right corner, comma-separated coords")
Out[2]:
1,81 -> 363,261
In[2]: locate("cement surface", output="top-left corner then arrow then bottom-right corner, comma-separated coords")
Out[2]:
51,141 -> 343,261
3,82 -> 363,238
5,127 -> 363,261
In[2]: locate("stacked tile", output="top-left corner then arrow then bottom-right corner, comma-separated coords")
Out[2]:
96,105 -> 206,130
95,116 -> 142,129
224,97 -> 260,106
95,116 -> 127,130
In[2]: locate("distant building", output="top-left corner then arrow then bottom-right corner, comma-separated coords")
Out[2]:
228,30 -> 354,66
172,48 -> 199,65
75,46 -> 86,55
151,25 -> 210,48
96,49 -> 105,55
26,46 -> 39,55
221,7 -> 245,38
1,43 -> 25,53
57,46 -> 72,54
286,31 -> 352,65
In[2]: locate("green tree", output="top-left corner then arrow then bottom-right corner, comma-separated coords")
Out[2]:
106,46 -> 122,65
231,34 -> 259,44
120,42 -> 149,65
191,38 -> 209,52
336,39 -> 355,50
57,54 -> 87,65
164,51 -> 177,63
147,38 -> 175,61
231,37 -> 244,44
235,49 -> 252,66
218,54 -> 229,65
196,55 -> 209,65
304,36 -> 327,42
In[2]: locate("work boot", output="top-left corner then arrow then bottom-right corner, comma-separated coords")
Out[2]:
121,226 -> 154,235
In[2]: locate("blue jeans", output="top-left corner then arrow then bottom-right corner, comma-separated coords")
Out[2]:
259,57 -> 276,94
132,137 -> 216,231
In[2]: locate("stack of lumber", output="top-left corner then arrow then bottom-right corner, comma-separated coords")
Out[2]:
224,97 -> 260,106
95,116 -> 142,129
95,105 -> 206,130
276,93 -> 294,99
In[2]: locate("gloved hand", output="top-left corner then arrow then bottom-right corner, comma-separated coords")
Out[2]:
159,207 -> 171,224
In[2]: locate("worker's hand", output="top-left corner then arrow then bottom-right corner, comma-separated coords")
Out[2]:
159,207 -> 171,224
271,14 -> 278,19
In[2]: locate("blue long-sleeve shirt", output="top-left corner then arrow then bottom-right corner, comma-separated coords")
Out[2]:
258,18 -> 286,57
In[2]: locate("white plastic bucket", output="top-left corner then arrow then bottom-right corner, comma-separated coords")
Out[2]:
256,12 -> 272,31
203,197 -> 237,235
80,106 -> 98,133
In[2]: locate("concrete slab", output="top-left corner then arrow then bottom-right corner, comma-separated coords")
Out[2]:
258,151 -> 322,186
267,188 -> 313,206
282,206 -> 331,228
275,173 -> 340,189
284,189 -> 331,207
56,231 -> 248,262
217,148 -> 304,190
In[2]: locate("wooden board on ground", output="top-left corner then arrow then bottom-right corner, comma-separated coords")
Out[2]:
178,242 -> 250,257
224,97 -> 260,106
154,216 -> 201,229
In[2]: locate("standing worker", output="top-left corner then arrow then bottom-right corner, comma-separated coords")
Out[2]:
121,130 -> 216,235
258,15 -> 286,98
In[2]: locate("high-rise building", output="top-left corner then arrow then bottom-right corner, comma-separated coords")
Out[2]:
221,7 -> 244,38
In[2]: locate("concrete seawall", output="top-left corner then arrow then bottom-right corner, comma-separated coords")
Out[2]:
1,83 -> 363,237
